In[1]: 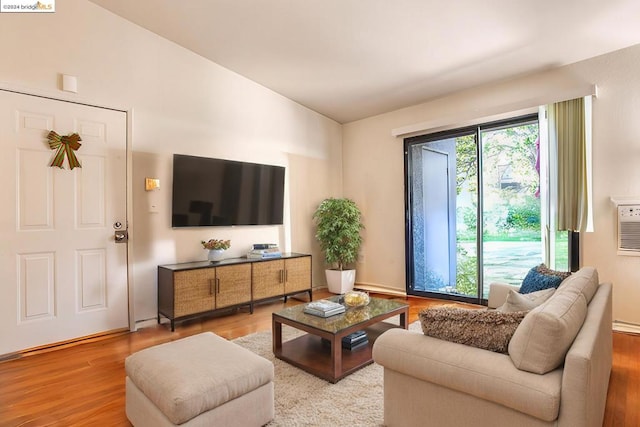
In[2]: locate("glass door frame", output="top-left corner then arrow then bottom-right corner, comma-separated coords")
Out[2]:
404,113 -> 540,305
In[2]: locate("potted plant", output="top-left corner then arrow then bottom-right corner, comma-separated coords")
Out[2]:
313,198 -> 364,293
201,239 -> 231,262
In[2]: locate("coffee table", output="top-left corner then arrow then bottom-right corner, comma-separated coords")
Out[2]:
272,296 -> 408,383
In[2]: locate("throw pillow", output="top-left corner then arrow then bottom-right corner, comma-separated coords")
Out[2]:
519,264 -> 571,294
496,288 -> 556,313
419,306 -> 527,353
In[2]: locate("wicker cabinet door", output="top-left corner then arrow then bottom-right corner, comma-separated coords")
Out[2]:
215,264 -> 251,309
174,269 -> 216,317
252,259 -> 285,300
284,256 -> 311,294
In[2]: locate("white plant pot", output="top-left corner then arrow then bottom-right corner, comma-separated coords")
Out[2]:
325,269 -> 356,294
208,249 -> 226,262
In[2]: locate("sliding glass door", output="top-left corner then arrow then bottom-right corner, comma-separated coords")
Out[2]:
406,130 -> 479,301
405,114 -> 565,303
480,121 -> 542,291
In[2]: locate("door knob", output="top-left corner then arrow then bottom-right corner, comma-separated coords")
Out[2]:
114,230 -> 128,243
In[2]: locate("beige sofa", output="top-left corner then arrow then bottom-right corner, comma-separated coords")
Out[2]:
373,267 -> 612,427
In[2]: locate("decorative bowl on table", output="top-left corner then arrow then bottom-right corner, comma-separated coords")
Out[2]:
344,306 -> 371,323
343,291 -> 370,308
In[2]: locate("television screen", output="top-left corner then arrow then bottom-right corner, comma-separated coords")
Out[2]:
171,154 -> 285,227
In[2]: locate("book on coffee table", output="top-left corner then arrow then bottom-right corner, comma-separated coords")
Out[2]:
343,338 -> 368,351
343,330 -> 367,344
321,331 -> 369,350
304,307 -> 344,317
303,300 -> 346,317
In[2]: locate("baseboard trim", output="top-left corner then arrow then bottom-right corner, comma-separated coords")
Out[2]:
354,282 -> 407,297
135,318 -> 161,330
1,327 -> 130,360
613,320 -> 640,334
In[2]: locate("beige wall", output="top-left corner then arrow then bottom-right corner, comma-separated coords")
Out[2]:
0,0 -> 342,323
343,44 -> 640,327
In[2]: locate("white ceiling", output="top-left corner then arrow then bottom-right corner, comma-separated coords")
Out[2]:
89,0 -> 640,123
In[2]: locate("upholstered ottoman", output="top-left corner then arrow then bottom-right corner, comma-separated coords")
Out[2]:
125,332 -> 274,426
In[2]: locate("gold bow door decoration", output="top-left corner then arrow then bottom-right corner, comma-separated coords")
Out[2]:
47,131 -> 82,169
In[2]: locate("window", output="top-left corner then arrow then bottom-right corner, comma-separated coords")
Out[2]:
404,114 -> 570,304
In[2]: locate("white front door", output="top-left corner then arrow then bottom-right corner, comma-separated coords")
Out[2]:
0,90 -> 129,356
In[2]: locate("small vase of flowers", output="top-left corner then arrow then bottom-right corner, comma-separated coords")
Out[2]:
201,239 -> 231,262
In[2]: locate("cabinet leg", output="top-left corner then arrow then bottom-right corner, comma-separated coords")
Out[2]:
171,320 -> 175,332
157,314 -> 160,324
284,295 -> 288,303
250,303 -> 254,314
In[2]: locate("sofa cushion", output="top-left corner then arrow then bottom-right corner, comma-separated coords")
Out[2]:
520,264 -> 571,294
508,284 -> 587,374
373,329 -> 563,422
420,306 -> 527,353
496,288 -> 556,313
557,266 -> 599,304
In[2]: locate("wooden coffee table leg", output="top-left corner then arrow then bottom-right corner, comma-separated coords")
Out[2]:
400,309 -> 408,328
331,336 -> 343,383
273,318 -> 282,353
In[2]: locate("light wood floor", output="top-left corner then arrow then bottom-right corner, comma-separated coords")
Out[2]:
0,290 -> 637,426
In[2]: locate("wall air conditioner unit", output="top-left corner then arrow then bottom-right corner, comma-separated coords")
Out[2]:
617,205 -> 640,256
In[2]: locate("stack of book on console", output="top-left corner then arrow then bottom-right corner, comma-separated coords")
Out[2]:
303,299 -> 346,318
247,243 -> 282,259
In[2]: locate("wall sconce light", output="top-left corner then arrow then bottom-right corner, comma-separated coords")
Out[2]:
145,178 -> 160,191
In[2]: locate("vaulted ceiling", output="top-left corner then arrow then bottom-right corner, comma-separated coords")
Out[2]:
90,0 -> 640,123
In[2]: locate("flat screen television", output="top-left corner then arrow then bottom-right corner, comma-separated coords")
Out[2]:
171,154 -> 285,227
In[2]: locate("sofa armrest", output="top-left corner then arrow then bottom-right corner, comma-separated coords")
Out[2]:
373,328 -> 562,421
487,282 -> 520,309
558,283 -> 612,427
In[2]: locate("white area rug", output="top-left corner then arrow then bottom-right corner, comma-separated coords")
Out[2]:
232,320 -> 421,426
